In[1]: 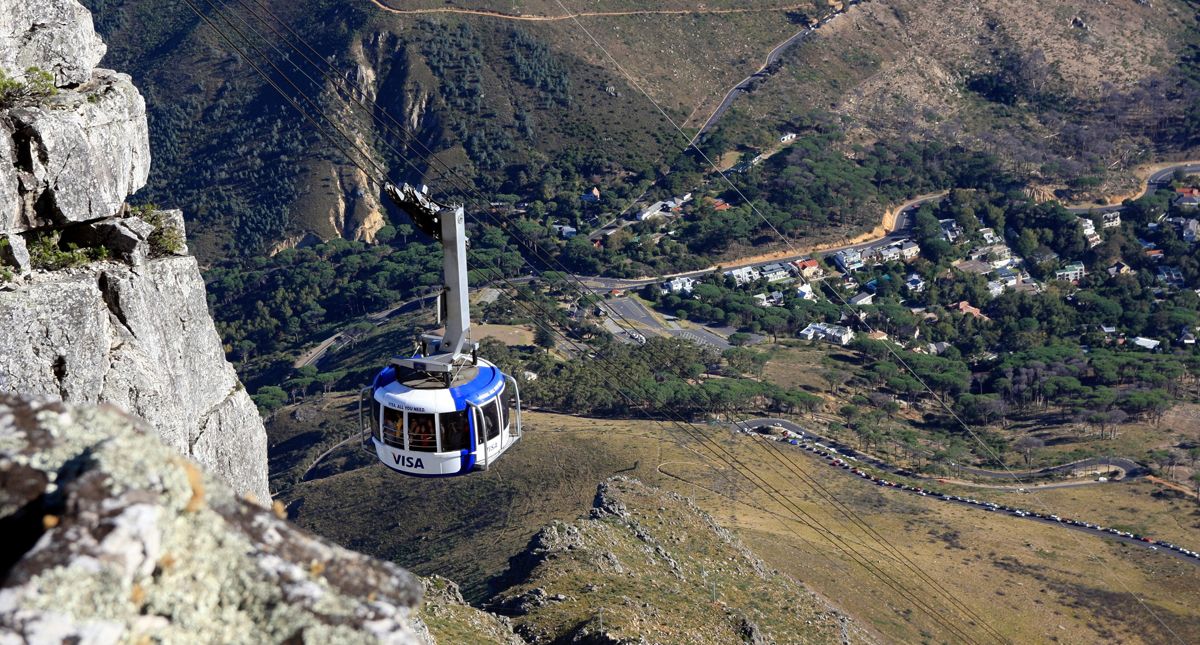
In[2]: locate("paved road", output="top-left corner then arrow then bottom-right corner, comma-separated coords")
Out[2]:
605,296 -> 734,350
741,417 -> 1141,481
297,294 -> 435,370
695,1 -> 863,137
1066,162 -> 1200,213
583,191 -> 943,294
738,418 -> 1199,565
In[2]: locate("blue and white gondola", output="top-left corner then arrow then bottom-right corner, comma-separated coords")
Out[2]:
362,358 -> 520,476
359,183 -> 522,477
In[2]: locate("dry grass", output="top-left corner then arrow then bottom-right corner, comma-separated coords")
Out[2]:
280,406 -> 1200,643
962,479 -> 1200,550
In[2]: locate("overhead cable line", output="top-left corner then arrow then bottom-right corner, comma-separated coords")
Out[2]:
544,0 -> 1186,640
198,3 -> 1005,638
179,3 -> 999,640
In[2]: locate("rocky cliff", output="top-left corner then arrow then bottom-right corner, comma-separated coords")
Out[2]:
0,395 -> 425,642
491,477 -> 872,644
0,0 -> 269,501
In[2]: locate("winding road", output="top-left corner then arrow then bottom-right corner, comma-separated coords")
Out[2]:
693,1 -> 863,137
368,1 -> 815,22
738,418 -> 1200,565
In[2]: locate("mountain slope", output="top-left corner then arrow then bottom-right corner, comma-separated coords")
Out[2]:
491,476 -> 870,644
714,0 -> 1200,200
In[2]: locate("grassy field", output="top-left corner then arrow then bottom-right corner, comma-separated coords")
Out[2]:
275,404 -> 1200,643
955,479 -> 1200,551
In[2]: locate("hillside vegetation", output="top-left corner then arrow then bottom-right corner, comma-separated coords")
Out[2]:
716,0 -> 1200,200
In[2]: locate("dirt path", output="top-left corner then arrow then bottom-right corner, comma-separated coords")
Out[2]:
1146,475 -> 1200,501
1063,159 -> 1200,208
368,1 -> 812,22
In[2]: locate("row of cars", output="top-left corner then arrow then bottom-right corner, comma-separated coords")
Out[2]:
761,425 -> 1200,563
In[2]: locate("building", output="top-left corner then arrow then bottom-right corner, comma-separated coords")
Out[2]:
899,240 -> 921,260
1107,261 -> 1132,277
759,263 -> 792,283
1157,266 -> 1185,287
780,132 -> 797,143
1131,336 -> 1161,351
1179,329 -> 1197,346
796,282 -> 817,301
725,266 -> 760,286
832,249 -> 864,272
905,273 -> 926,293
953,301 -> 988,320
799,322 -> 855,346
1101,211 -> 1121,229
926,341 -> 952,356
663,193 -> 693,212
794,258 -> 823,279
877,245 -> 902,262
968,244 -> 1012,267
662,276 -> 696,295
1078,217 -> 1102,248
849,292 -> 875,306
1145,248 -> 1165,261
1055,262 -> 1086,283
954,259 -> 993,276
1182,219 -> 1199,244
580,187 -> 601,203
551,224 -> 578,239
754,291 -> 785,307
939,219 -> 963,243
1174,187 -> 1200,209
638,201 -> 667,221
979,227 -> 1000,244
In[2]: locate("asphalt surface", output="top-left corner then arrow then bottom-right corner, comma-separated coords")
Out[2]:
605,296 -> 735,350
740,418 -> 1200,565
696,2 -> 863,137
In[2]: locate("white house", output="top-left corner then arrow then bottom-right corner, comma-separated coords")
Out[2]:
1055,262 -> 1086,283
833,249 -> 864,272
799,322 -> 855,346
797,282 -> 817,301
1078,218 -> 1102,248
638,201 -> 667,221
1132,336 -> 1161,351
662,276 -> 696,295
725,266 -> 760,286
905,273 -> 926,293
1101,212 -> 1122,229
551,224 -> 577,239
849,292 -> 875,306
899,240 -> 921,260
759,263 -> 792,282
939,219 -> 963,243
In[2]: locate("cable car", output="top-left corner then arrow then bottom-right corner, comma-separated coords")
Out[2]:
360,183 -> 521,476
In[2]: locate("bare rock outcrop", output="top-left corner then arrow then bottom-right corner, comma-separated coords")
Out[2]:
0,253 -> 270,501
0,0 -> 267,502
491,477 -> 871,644
0,395 -> 424,643
0,0 -> 106,86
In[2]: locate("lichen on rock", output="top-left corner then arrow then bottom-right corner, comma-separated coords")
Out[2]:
0,395 -> 425,644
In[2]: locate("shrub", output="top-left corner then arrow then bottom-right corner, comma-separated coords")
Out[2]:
27,231 -> 108,271
130,204 -> 184,257
0,67 -> 57,109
